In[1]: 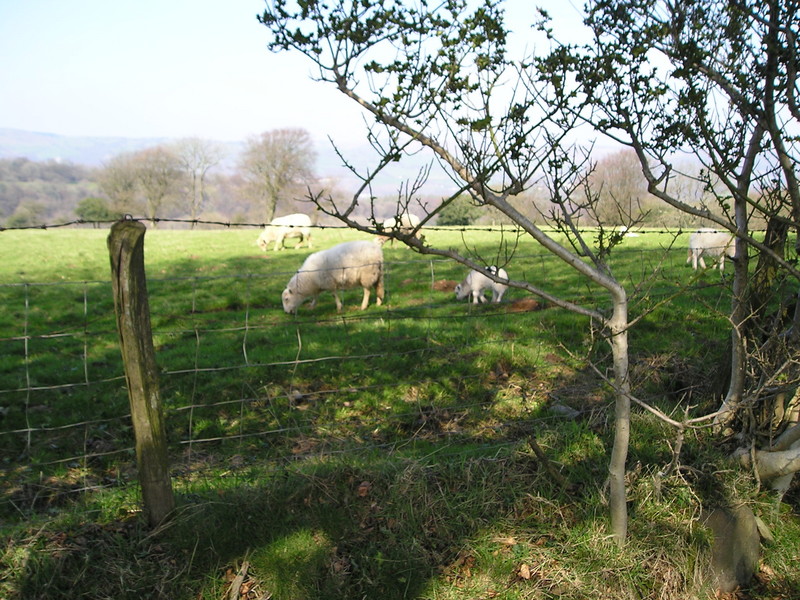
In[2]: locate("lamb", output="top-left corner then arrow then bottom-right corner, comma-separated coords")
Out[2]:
281,240 -> 385,313
257,213 -> 313,252
454,266 -> 509,304
687,228 -> 736,271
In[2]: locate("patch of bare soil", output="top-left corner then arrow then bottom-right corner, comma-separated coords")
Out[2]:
433,279 -> 459,292
507,298 -> 544,312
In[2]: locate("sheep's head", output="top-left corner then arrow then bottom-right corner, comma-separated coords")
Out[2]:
282,287 -> 302,314
454,283 -> 468,300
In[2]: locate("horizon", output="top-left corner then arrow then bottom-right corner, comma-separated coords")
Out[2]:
0,125 -> 460,197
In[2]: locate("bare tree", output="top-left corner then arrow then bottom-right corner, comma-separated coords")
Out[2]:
585,149 -> 653,227
261,0 -> 635,544
173,138 -> 224,226
131,146 -> 181,226
237,128 -> 317,222
98,152 -> 142,216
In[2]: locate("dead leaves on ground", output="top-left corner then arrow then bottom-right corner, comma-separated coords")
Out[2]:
222,559 -> 270,600
440,536 -> 580,597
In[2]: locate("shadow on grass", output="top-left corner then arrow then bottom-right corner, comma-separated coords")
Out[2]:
10,445 -> 597,600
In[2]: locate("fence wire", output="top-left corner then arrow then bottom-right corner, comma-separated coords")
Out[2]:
0,221 -> 735,515
0,214 -> 711,235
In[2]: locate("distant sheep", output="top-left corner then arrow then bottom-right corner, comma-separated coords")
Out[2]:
617,225 -> 640,237
257,213 -> 312,252
382,212 -> 421,232
379,212 -> 422,245
455,266 -> 509,304
687,228 -> 735,271
281,240 -> 385,313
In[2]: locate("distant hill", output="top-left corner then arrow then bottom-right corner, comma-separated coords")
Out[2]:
0,128 -> 175,166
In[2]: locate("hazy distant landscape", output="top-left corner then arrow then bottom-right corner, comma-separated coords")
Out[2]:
0,127 -> 173,166
0,127 -> 460,227
0,127 -> 449,191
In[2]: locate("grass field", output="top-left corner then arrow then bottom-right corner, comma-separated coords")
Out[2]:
1,224 -> 798,599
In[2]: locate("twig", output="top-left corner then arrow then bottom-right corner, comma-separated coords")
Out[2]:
528,435 -> 568,489
228,559 -> 250,600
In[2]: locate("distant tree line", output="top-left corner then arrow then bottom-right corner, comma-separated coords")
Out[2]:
2,131 -> 722,230
0,158 -> 98,227
96,130 -> 322,227
0,130 -> 321,228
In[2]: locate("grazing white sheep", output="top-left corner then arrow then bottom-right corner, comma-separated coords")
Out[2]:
454,266 -> 509,304
379,212 -> 422,245
257,213 -> 313,252
281,240 -> 385,313
687,228 -> 735,271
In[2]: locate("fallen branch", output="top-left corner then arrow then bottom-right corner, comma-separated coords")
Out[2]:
228,560 -> 249,600
528,436 -> 569,489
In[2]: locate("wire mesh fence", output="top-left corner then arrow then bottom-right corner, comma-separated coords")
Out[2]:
0,220 -> 729,515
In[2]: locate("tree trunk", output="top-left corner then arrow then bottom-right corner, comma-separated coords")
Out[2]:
749,217 -> 788,314
717,215 -> 794,433
715,191 -> 751,430
607,296 -> 631,546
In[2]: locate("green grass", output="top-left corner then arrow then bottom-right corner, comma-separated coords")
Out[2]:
1,224 -> 798,599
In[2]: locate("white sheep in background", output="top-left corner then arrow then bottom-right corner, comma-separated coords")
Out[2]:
281,240 -> 385,313
687,228 -> 736,271
382,212 -> 421,232
454,266 -> 509,304
257,213 -> 313,252
379,212 -> 422,245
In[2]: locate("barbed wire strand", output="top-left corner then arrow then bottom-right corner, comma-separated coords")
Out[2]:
0,215 -> 714,235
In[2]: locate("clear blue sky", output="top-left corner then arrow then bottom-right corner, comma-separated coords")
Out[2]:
0,0 -> 364,142
0,0 -> 586,146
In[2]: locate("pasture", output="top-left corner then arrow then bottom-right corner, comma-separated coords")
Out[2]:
1,224 -> 797,599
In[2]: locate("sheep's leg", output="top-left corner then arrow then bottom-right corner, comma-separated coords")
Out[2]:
333,291 -> 343,312
375,277 -> 384,306
698,255 -> 707,269
360,288 -> 370,310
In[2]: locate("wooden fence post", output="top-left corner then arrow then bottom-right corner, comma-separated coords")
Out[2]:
108,219 -> 174,526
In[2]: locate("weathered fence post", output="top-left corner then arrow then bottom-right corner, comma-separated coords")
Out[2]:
108,219 -> 174,526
